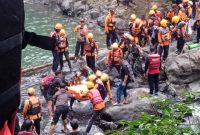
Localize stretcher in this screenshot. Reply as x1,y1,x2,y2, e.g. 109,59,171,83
67,84,89,101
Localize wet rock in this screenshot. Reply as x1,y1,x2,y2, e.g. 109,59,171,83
166,48,200,84
103,88,167,121
61,0,72,10
90,10,100,19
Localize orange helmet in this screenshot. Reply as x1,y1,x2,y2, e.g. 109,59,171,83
135,18,141,25
54,23,63,30
152,5,158,10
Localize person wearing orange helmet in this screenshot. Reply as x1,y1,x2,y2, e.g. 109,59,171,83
151,4,162,21
49,23,63,72
131,18,142,45
129,14,137,35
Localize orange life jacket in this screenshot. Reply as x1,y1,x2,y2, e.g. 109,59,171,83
84,41,98,56
90,88,104,106
105,14,116,32
107,49,123,65
158,27,171,46
58,37,67,52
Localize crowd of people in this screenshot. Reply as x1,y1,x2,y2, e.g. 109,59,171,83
18,0,200,134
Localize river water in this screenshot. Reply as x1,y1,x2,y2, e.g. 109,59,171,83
19,1,104,134
23,1,105,69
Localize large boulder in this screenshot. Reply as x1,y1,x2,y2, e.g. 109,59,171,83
165,48,200,84
102,88,166,121
115,18,128,31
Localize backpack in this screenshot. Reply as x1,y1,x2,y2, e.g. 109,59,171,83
41,75,55,88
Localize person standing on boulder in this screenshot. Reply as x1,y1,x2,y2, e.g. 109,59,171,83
158,19,171,62
145,47,161,96
74,18,88,61
48,83,69,135
193,19,200,43
176,21,186,54
105,10,118,48
23,88,41,135
84,33,99,72
114,59,134,105
49,23,63,72
58,29,72,71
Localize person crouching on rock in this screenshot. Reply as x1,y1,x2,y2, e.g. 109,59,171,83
23,88,41,135
105,42,123,74
96,70,115,105
144,47,161,96
49,83,69,135
84,33,99,72
114,59,134,105
84,81,105,134
58,29,72,72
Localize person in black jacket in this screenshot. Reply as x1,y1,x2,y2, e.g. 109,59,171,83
0,1,56,134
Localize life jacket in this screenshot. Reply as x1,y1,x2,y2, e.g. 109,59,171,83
155,11,162,20
148,54,161,74
41,75,55,88
108,49,123,65
159,27,171,45
79,26,87,37
132,23,142,37
27,97,41,118
90,88,103,106
105,14,116,31
18,131,37,135
58,37,67,52
121,60,135,81
178,10,187,21
166,11,175,20
177,22,186,38
85,41,97,56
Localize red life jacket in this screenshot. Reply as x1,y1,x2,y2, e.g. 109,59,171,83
90,88,103,106
18,131,38,135
41,75,54,88
85,41,97,56
148,54,161,74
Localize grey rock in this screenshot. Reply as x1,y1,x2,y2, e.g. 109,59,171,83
103,88,166,121
97,16,105,28
115,18,128,31
165,48,200,84
90,10,100,19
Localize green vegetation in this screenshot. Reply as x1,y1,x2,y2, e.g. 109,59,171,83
107,93,200,135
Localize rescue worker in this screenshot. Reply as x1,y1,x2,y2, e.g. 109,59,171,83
171,16,180,41
67,119,86,135
187,1,193,18
145,47,161,96
166,8,175,23
23,88,41,135
88,74,107,100
178,8,188,21
98,72,115,105
158,19,171,61
114,59,134,105
105,10,118,48
118,32,134,54
197,4,200,20
105,43,123,73
58,29,72,71
18,120,38,135
151,4,162,21
132,18,142,45
192,0,197,19
84,81,105,133
176,21,186,54
47,71,64,119
193,19,200,43
74,19,88,61
129,14,137,35
84,33,99,72
140,15,149,46
49,83,69,135
49,23,63,72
